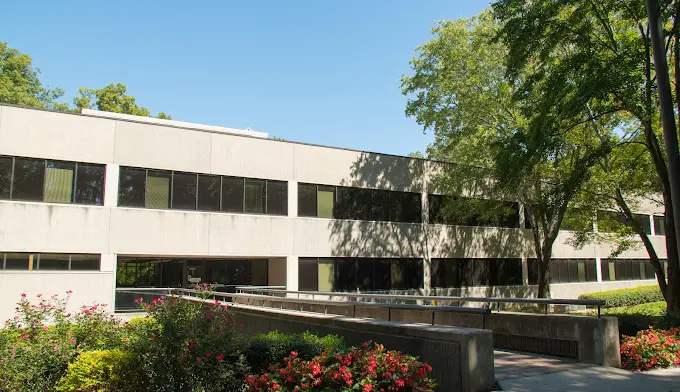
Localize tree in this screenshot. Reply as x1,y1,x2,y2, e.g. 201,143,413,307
74,83,171,119
492,0,680,310
401,11,616,297
0,41,68,110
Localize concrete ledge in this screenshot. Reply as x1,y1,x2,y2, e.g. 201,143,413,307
230,304,495,392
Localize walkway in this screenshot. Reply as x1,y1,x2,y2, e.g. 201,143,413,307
494,350,680,392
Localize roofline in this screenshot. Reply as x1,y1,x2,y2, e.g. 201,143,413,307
0,102,442,164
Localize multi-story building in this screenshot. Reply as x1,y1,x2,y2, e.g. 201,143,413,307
0,103,668,321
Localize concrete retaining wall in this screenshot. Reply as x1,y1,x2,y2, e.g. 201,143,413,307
230,304,495,392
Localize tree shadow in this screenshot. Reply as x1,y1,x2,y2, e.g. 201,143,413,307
328,152,536,300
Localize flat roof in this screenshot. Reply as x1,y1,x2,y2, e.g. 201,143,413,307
0,103,437,164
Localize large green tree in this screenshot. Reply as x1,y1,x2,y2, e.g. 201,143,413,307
401,11,616,297
0,42,68,110
493,0,680,310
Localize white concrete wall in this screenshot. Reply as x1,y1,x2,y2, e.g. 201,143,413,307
0,104,671,314
0,272,115,325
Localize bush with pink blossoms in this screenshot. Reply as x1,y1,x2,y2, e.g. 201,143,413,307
620,327,680,371
244,341,437,392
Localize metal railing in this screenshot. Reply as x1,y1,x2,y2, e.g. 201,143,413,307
234,286,606,318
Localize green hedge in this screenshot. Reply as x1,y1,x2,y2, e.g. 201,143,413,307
243,331,345,372
578,285,664,308
55,349,143,392
595,301,680,336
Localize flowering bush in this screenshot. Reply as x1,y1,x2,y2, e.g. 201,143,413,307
244,341,436,391
0,293,124,392
130,295,247,392
620,327,680,371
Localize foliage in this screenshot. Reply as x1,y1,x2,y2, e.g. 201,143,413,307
243,330,345,372
130,295,247,392
0,293,124,392
244,341,436,392
73,83,170,119
594,301,679,337
55,349,141,392
620,327,680,371
579,286,665,308
401,9,616,298
0,41,68,110
491,0,680,310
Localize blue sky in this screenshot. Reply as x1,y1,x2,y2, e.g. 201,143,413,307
2,1,490,156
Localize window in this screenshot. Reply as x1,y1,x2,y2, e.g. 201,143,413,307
371,190,390,221
43,161,75,203
654,215,665,236
335,187,355,220
428,194,444,224
118,167,146,207
222,177,244,213
335,259,357,291
12,157,44,201
318,258,335,291
298,183,317,217
389,192,422,223
550,259,597,283
197,175,220,211
0,156,12,199
299,258,319,291
70,254,101,270
146,170,171,209
75,163,105,205
357,259,375,291
601,259,653,281
38,253,70,270
172,172,197,210
244,179,266,213
317,186,335,218
0,253,100,271
266,180,287,215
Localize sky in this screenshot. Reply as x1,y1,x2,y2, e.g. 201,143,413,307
2,0,490,156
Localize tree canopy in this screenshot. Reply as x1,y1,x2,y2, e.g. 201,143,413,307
0,41,169,119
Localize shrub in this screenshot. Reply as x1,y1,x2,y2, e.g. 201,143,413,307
55,349,142,392
579,285,664,308
131,295,247,392
244,341,437,391
620,327,680,371
243,331,345,372
584,301,680,336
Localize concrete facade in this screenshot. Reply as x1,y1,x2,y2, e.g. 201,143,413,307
0,104,669,322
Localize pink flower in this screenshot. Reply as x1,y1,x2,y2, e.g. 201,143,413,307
20,293,26,298
36,294,42,298
69,339,76,344
216,353,225,362
53,346,60,351
43,326,49,332
66,290,72,295
21,334,29,339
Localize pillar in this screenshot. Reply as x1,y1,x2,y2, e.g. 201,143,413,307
596,257,603,282
521,257,529,285
421,162,432,294
288,180,298,218
650,215,656,236
104,164,119,207
286,255,299,292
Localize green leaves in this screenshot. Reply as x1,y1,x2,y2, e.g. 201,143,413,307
74,83,170,119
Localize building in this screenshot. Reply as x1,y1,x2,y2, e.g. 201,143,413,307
0,103,668,321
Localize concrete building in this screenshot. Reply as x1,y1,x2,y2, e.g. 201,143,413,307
0,103,668,321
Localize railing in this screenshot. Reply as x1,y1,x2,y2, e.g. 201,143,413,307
234,286,606,318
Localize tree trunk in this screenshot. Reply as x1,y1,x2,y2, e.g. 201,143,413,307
615,189,668,297
663,199,680,311
537,243,553,298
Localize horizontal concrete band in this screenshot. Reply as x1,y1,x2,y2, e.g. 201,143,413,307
235,297,620,367
229,303,495,392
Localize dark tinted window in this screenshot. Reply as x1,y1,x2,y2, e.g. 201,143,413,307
171,172,197,210
335,259,357,291
244,179,266,213
390,192,422,223
221,177,244,212
634,214,652,235
38,254,69,270
371,190,390,221
355,188,372,220
357,259,375,290
298,258,319,291
197,175,220,211
528,258,539,285
12,157,44,201
335,187,355,220
266,180,288,215
298,183,317,217
118,167,146,207
428,194,443,224
70,254,101,271
75,163,105,205
5,253,30,270
654,215,665,236
373,259,392,290
0,156,11,199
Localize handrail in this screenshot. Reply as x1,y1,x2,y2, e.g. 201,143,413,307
234,286,605,317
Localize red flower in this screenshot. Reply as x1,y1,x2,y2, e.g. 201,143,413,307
363,384,374,392
216,353,225,362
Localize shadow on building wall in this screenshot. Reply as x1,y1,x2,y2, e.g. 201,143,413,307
328,152,536,298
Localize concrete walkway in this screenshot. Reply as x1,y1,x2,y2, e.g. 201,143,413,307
494,350,680,392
